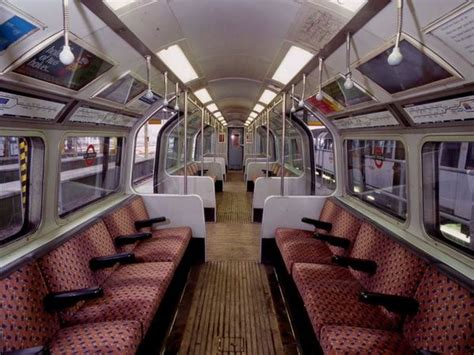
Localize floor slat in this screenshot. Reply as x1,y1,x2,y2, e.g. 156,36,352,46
178,261,284,355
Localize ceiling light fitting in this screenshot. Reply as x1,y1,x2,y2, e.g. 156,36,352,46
316,57,324,101
344,32,354,90
299,74,306,108
388,0,404,66
291,84,296,113
144,55,154,100
59,0,75,65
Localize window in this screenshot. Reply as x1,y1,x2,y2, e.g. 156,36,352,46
347,139,407,220
0,136,43,245
313,129,336,194
59,136,123,216
133,121,162,193
422,141,473,255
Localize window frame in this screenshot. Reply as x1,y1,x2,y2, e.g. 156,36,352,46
0,132,45,247
344,136,409,224
421,137,474,257
57,133,125,219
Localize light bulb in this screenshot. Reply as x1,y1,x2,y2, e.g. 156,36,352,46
388,46,403,66
144,89,154,100
298,99,304,108
163,98,169,106
316,91,323,101
59,45,75,65
344,76,354,90
174,104,179,111
290,106,296,113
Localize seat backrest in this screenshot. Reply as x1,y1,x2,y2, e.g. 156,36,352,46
38,220,117,322
324,203,362,256
349,223,428,297
403,266,473,354
103,201,139,252
128,196,151,233
1,262,60,353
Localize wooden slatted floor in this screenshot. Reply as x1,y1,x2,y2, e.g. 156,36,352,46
178,261,284,355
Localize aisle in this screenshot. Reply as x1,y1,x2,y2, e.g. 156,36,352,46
178,261,284,355
206,171,260,261
163,171,297,354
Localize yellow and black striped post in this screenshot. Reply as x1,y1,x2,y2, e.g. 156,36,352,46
19,139,28,209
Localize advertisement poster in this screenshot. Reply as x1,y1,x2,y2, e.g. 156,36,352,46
97,73,147,104
14,36,113,90
0,5,38,53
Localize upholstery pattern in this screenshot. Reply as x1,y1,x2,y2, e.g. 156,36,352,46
128,197,152,232
325,208,362,256
292,263,358,299
304,283,400,338
134,235,190,266
348,223,428,298
66,262,174,332
151,226,192,240
50,321,141,355
1,263,60,353
403,266,474,354
280,239,333,273
320,326,411,355
275,228,313,250
103,204,138,252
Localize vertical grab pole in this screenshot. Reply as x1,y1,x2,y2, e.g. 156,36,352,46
184,91,188,195
280,92,286,196
266,109,270,178
201,108,205,176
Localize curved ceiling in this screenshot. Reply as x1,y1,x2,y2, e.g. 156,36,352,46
117,0,359,121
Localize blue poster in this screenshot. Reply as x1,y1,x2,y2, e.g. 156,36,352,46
0,7,37,52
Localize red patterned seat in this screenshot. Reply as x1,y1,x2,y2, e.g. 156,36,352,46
103,196,191,267
320,326,410,355
65,262,173,331
295,222,429,338
280,239,334,273
38,220,173,332
320,266,473,354
275,199,362,273
292,263,356,299
1,262,141,355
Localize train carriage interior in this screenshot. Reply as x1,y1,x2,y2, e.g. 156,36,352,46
0,0,473,354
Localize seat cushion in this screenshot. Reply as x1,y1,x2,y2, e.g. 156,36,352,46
280,239,333,273
304,283,400,338
292,263,358,300
320,326,411,355
134,235,190,267
275,228,313,250
66,262,174,332
151,226,192,240
50,321,141,355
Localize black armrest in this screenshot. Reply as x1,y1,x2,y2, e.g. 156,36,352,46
89,253,136,271
261,169,275,177
301,217,332,232
114,232,152,246
5,346,46,355
44,287,103,311
359,291,419,315
135,216,166,230
332,255,377,274
314,233,351,249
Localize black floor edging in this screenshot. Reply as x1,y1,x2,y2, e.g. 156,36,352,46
265,239,323,355
137,238,204,354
